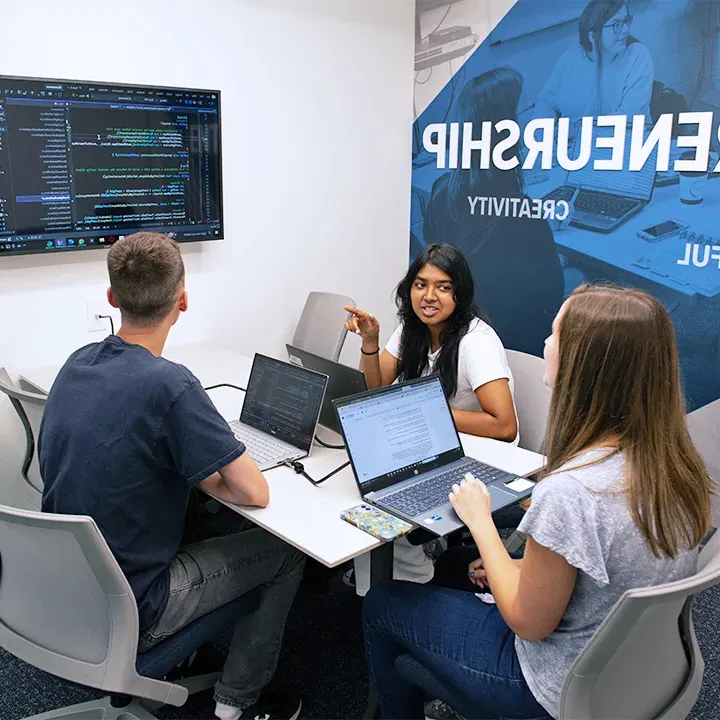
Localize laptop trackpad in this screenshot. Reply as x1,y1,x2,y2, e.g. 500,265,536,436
488,485,518,509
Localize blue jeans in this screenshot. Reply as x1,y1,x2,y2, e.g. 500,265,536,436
138,520,305,708
363,576,550,719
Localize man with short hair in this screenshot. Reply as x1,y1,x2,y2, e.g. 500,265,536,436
40,232,304,720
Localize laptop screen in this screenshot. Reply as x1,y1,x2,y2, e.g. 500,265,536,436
335,376,463,492
567,122,657,201
286,344,367,434
240,354,328,452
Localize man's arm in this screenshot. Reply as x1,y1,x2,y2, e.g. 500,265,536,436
196,452,269,507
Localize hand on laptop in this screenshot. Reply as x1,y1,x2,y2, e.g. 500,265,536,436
448,472,492,531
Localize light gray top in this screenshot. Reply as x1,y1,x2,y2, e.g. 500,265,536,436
515,449,698,718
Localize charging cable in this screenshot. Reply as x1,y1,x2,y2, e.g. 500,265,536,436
282,459,350,486
204,383,247,393
97,314,115,335
314,435,345,450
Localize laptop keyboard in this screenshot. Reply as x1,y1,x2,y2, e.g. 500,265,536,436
230,423,297,466
545,187,638,219
381,460,511,517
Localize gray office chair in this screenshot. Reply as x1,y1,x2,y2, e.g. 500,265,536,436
396,531,720,719
292,291,355,362
687,400,720,529
558,529,720,719
502,351,551,552
505,350,551,455
0,503,249,720
0,368,47,510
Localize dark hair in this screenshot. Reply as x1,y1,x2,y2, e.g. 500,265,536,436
579,0,627,54
578,1,636,111
395,244,479,399
449,67,525,211
107,232,185,326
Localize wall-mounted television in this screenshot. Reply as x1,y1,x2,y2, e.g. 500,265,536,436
0,75,223,257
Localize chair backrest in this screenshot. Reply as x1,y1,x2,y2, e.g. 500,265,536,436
505,350,551,454
0,369,47,504
687,400,720,528
559,532,720,719
0,504,184,705
292,292,355,362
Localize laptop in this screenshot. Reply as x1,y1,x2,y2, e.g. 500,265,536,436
286,344,367,434
542,122,658,233
333,375,535,536
229,354,328,471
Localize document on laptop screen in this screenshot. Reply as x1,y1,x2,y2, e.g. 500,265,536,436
337,379,460,488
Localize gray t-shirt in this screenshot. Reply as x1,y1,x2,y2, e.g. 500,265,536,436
515,449,698,718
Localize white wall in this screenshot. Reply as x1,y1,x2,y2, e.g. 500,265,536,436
0,0,415,368
0,0,416,483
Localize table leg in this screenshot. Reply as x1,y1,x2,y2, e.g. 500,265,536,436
363,542,394,720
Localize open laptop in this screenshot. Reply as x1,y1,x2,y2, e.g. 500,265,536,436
286,344,367,435
543,122,658,233
333,375,535,536
229,354,328,471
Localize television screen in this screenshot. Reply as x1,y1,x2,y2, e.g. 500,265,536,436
0,75,223,257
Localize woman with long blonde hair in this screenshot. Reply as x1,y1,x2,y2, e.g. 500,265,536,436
363,284,713,720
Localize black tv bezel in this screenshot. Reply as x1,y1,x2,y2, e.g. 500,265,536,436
0,73,224,258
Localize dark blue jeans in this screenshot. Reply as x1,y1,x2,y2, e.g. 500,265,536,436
363,551,551,719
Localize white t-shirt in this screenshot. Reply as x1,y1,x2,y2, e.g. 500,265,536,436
385,317,519,445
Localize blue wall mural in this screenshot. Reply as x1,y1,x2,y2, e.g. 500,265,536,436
412,0,720,411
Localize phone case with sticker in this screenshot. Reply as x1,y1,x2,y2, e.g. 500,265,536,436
341,504,413,542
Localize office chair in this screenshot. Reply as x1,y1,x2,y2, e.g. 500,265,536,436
395,531,720,719
0,368,47,510
0,503,252,720
505,350,551,456
292,291,355,362
496,351,551,552
686,400,720,529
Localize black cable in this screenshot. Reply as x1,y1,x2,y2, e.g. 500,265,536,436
98,314,115,334
414,67,433,85
421,5,453,42
314,434,345,450
204,383,247,393
282,459,350,486
441,56,468,125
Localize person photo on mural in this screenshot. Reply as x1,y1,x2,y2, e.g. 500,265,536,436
422,66,566,358
534,0,654,122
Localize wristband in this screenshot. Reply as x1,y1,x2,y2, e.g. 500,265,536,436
361,346,380,355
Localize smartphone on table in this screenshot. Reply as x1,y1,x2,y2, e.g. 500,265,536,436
637,219,688,243
341,504,413,542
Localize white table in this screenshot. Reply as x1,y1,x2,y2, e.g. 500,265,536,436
24,343,546,569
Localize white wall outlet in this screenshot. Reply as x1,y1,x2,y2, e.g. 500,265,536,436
86,299,113,333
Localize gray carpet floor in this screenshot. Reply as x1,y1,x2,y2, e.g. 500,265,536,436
2,506,719,720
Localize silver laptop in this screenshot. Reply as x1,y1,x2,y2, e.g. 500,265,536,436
230,354,328,471
543,122,658,233
333,375,535,536
286,343,367,435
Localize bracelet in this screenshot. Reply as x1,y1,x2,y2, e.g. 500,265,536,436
361,346,380,355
